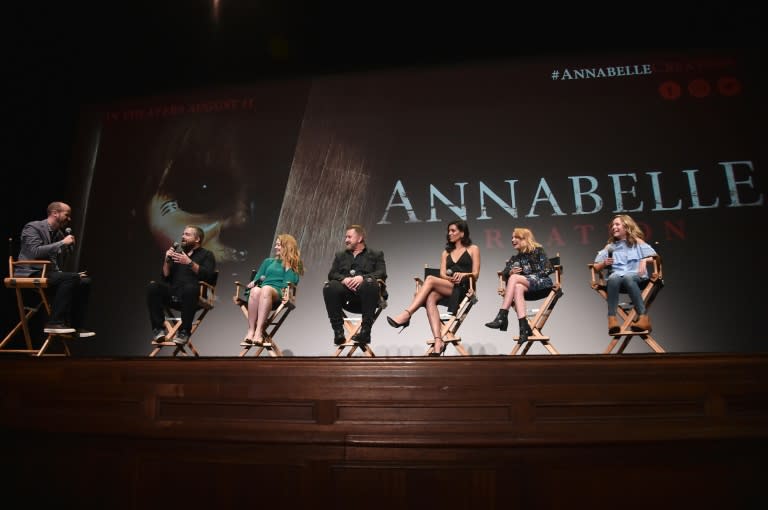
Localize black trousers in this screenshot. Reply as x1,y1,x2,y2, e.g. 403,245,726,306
46,271,92,328
146,281,199,334
323,279,380,327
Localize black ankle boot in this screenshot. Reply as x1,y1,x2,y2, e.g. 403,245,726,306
485,309,509,331
518,318,532,344
351,324,371,344
331,320,346,345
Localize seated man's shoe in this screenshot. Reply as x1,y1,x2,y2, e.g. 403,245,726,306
74,328,96,338
607,316,620,334
631,314,652,332
333,328,346,345
174,331,190,346
350,325,371,344
152,328,166,342
43,322,76,334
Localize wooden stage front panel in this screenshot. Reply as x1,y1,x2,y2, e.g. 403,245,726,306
1,354,766,509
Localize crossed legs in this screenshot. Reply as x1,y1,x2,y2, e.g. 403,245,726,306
501,274,530,320
389,275,453,352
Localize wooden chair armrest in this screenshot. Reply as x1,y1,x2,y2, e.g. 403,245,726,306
552,265,563,289
465,274,476,294
199,280,216,307
496,271,505,296
587,263,605,289
10,259,52,278
232,280,245,304
283,282,298,304
648,255,662,281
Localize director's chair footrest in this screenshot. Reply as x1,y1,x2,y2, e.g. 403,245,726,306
334,341,375,357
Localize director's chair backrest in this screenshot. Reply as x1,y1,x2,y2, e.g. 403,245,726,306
2,256,72,356
588,254,665,353
416,267,477,356
496,255,564,355
233,271,297,357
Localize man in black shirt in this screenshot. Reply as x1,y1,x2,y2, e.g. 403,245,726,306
146,225,216,345
323,224,387,345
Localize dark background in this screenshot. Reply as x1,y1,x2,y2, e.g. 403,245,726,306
3,2,763,338
5,3,762,220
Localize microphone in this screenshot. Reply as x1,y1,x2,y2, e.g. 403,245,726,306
166,241,181,263
605,245,614,275
63,227,74,252
446,269,453,276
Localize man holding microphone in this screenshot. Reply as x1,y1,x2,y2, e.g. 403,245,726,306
16,201,94,337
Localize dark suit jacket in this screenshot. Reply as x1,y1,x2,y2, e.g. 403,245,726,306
15,219,68,276
327,247,387,283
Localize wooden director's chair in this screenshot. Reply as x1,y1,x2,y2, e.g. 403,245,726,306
494,255,564,355
333,279,387,358
149,271,218,357
2,257,75,356
416,267,477,356
588,255,665,354
233,276,297,357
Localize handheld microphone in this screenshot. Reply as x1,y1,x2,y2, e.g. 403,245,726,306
605,245,614,275
62,227,74,252
349,269,357,276
166,241,181,263
446,269,453,276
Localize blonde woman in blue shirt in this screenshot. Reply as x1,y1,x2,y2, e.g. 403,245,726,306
243,234,303,345
593,214,657,334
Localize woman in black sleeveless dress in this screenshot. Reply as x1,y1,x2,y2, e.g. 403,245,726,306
387,220,481,355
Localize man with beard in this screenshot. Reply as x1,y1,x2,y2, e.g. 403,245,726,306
146,225,216,345
16,201,94,337
322,224,387,345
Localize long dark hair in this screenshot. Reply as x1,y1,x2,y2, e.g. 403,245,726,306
445,220,472,252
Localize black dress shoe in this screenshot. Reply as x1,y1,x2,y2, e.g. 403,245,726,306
333,328,346,345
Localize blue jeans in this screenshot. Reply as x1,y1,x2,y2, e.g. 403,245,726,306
606,273,647,317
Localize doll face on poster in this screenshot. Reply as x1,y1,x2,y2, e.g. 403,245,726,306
146,125,251,264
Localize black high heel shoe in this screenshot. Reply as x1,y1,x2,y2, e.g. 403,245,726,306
429,338,446,356
386,310,411,333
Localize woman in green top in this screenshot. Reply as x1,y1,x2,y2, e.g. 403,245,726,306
244,234,303,345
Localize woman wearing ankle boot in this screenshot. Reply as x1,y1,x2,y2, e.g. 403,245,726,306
485,228,553,344
594,214,658,334
387,220,480,355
